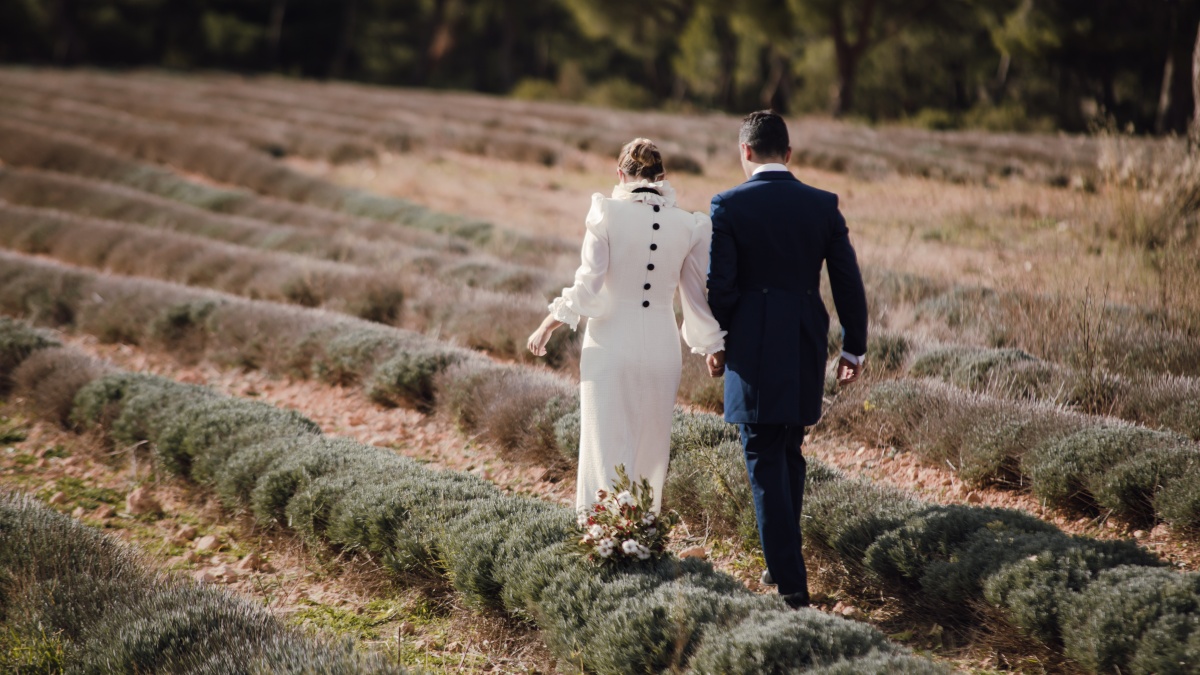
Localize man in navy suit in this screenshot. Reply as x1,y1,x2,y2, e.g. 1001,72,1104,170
705,110,868,609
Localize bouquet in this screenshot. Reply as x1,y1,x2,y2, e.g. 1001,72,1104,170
575,465,678,565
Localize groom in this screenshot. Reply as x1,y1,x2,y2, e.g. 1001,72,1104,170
705,110,868,609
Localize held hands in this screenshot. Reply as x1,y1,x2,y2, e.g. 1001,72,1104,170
837,356,863,387
706,351,726,378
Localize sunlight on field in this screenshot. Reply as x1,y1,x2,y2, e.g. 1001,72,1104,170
1,69,1198,674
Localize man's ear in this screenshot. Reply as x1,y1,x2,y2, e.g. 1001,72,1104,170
740,143,753,162
783,147,792,164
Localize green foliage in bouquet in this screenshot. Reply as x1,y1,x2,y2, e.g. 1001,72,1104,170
575,465,679,565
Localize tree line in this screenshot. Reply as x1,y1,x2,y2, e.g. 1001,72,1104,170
1,0,1194,134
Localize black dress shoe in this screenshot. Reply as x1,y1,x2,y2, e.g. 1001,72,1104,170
783,592,810,610
760,570,775,586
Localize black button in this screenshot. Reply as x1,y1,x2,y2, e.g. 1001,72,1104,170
652,223,660,230
647,264,655,271
762,288,769,293
650,244,658,251
642,301,650,307
653,205,660,212
644,283,651,290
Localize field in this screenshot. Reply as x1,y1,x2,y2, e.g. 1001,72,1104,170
0,67,1198,674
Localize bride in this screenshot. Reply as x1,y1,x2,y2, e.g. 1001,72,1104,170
527,138,726,515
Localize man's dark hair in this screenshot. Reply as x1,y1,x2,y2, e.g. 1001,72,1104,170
739,110,789,159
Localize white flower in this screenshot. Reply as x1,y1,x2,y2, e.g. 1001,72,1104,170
622,539,640,555
597,539,615,557
647,527,657,537
641,513,656,526
616,491,636,507
589,524,605,538
636,543,651,560
577,513,588,527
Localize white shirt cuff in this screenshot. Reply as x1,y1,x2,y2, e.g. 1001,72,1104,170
840,351,865,366
548,297,581,331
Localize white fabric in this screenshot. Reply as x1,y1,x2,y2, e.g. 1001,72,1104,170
553,186,726,514
752,163,790,175
841,351,865,366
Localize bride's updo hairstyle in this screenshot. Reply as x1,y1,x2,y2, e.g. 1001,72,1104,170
618,138,665,181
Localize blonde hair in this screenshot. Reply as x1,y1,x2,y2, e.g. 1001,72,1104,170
618,138,665,181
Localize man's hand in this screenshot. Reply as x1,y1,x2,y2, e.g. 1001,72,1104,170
836,356,862,387
706,351,726,378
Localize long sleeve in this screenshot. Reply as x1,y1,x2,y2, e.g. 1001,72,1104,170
706,193,739,330
549,193,609,331
826,200,869,357
680,213,727,355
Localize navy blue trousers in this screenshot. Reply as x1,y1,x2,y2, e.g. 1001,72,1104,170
740,423,808,598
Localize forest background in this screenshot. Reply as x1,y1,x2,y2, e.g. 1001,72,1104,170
2,0,1196,135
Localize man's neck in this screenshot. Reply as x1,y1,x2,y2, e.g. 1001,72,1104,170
750,161,790,176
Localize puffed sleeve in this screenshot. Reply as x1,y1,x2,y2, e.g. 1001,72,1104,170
548,193,609,331
679,212,727,354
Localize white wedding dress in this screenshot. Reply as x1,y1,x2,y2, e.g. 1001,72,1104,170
550,181,726,513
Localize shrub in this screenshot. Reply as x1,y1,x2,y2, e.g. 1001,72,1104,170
435,360,575,460
553,408,582,461
956,405,1086,486
42,345,936,673
663,441,758,542
669,410,739,456
0,494,405,674
367,347,469,410
803,479,921,564
1023,426,1185,512
1093,443,1200,526
687,608,898,674
1155,467,1200,530
865,330,912,373
862,504,1059,592
0,316,59,391
13,347,108,426
983,538,1162,644
1060,566,1200,674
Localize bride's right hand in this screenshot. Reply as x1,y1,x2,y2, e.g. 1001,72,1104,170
527,326,552,357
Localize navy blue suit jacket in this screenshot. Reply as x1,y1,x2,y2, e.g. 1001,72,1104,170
708,171,868,426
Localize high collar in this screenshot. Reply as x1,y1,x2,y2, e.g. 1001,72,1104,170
752,163,789,175
746,169,800,184
612,179,677,207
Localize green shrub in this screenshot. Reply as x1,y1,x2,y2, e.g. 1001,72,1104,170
553,408,581,461
1156,466,1200,529
669,410,739,456
866,330,912,373
687,608,898,674
0,316,59,392
806,651,950,674
803,480,921,564
13,347,107,426
957,405,1085,486
663,441,758,542
862,505,1058,591
983,538,1162,644
1093,443,1200,525
1023,426,1185,512
368,348,467,410
1060,566,1200,674
53,353,937,673
0,494,405,674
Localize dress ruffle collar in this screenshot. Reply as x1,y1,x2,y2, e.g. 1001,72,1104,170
611,179,677,208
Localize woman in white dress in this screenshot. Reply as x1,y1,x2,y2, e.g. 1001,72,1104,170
527,138,726,514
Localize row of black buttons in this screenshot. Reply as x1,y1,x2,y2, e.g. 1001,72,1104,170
644,210,660,307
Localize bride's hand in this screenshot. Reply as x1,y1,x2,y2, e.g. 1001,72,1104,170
527,325,553,357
